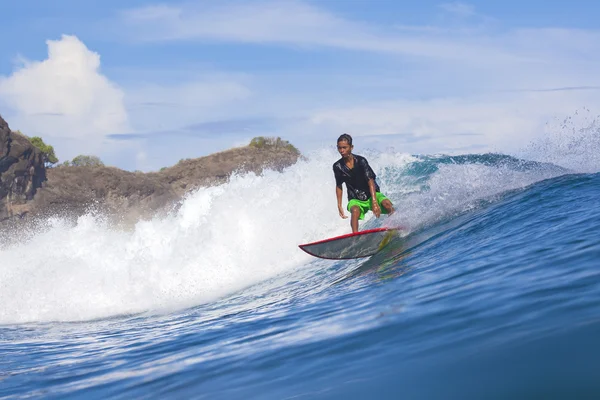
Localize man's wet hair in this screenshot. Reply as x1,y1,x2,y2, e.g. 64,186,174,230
337,133,353,145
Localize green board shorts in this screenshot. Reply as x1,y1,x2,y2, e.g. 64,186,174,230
347,192,391,220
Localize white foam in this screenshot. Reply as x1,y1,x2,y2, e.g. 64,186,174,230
389,160,563,232
0,149,361,324
0,147,563,324
521,110,600,174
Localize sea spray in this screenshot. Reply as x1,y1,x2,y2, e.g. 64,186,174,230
0,150,348,324
0,148,569,324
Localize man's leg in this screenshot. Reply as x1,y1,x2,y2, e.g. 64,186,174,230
381,199,395,215
350,205,361,233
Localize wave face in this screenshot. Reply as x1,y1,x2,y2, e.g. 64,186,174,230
1,137,599,398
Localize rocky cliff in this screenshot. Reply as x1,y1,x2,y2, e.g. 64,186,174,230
0,114,301,227
0,116,47,222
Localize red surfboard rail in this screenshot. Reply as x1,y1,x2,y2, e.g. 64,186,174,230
299,227,398,260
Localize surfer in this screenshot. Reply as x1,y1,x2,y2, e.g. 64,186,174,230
333,133,394,233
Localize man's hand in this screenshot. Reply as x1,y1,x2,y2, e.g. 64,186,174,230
339,207,348,219
372,199,381,217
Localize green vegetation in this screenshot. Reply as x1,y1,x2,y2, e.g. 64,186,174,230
58,155,105,167
249,136,300,154
70,155,105,167
14,129,109,168
16,132,59,166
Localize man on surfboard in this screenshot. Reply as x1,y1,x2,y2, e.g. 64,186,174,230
333,134,394,233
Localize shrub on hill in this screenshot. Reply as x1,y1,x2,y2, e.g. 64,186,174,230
61,155,105,167
249,136,300,154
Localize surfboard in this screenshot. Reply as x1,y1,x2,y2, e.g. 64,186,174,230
298,228,397,260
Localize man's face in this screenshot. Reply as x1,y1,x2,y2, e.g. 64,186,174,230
337,141,352,158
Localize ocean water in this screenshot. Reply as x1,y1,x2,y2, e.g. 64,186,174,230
1,130,600,399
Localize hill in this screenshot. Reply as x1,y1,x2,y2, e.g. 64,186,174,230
0,114,301,227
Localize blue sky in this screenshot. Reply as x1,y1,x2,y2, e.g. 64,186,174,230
1,0,599,171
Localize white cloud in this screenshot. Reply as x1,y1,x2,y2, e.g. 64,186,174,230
125,78,251,132
118,1,523,65
0,34,252,166
36,1,598,168
120,1,349,43
0,35,129,140
307,89,600,154
439,2,476,18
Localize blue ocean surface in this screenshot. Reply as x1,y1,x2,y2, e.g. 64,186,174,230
1,134,599,398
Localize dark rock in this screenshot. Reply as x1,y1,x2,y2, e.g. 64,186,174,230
0,112,301,228
0,115,46,222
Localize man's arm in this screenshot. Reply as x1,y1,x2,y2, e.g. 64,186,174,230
368,179,381,217
359,157,382,218
336,185,347,219
333,164,348,219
